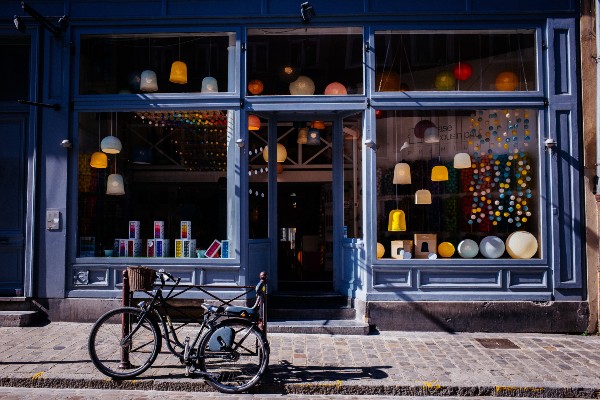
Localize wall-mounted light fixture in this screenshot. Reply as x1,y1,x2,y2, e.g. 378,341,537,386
300,2,315,24
544,138,557,152
15,2,69,37
364,138,377,151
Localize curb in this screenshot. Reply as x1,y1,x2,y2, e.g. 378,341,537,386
1,377,599,398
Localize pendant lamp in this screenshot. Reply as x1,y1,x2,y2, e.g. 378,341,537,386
311,120,325,129
201,77,218,93
393,162,411,184
423,126,439,143
388,209,406,231
262,143,287,163
289,75,315,95
106,173,125,195
415,189,432,204
140,70,158,92
90,151,108,168
297,127,308,144
101,113,122,154
453,153,472,169
90,115,107,168
169,61,187,84
306,128,320,145
169,39,187,84
431,165,449,181
248,115,261,131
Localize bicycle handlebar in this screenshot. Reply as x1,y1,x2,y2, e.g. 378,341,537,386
157,269,179,285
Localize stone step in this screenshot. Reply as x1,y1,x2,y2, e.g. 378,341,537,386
268,307,356,321
0,311,40,327
267,319,370,335
268,292,350,309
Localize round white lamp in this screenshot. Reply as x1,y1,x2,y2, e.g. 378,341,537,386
479,236,505,259
458,239,479,258
506,231,538,259
262,143,287,163
289,75,315,95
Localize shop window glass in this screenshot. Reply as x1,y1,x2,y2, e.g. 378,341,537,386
77,110,234,259
79,33,234,95
0,36,29,101
247,28,363,96
343,113,363,239
376,109,539,260
374,30,536,92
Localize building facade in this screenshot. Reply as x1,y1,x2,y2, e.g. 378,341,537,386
0,0,593,331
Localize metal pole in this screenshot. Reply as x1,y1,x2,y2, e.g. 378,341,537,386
119,269,131,369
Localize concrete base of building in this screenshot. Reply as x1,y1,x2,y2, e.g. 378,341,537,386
365,300,590,333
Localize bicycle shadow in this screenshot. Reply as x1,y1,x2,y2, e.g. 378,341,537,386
264,360,391,383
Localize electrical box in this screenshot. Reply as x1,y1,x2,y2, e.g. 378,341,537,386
46,209,61,230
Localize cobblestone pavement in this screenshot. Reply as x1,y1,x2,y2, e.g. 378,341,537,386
0,388,589,399
1,323,600,397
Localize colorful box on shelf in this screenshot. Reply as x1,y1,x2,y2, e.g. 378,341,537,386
414,234,437,259
154,221,164,239
175,239,197,258
390,240,412,259
180,221,192,239
79,236,95,257
221,240,229,258
129,221,140,239
147,239,170,257
205,240,221,258
116,239,142,257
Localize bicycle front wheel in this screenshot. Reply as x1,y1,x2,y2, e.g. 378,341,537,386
198,319,269,393
88,307,161,379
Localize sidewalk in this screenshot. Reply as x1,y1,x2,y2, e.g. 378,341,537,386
1,322,600,398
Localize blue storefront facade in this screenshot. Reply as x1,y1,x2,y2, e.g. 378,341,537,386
0,0,591,331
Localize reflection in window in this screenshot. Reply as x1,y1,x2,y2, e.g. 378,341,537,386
247,28,363,95
0,36,30,101
374,30,536,92
79,34,234,95
77,111,233,259
376,109,539,260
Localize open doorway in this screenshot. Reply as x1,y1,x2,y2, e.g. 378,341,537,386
277,182,333,291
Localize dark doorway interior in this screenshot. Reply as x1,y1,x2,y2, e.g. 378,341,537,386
277,182,333,291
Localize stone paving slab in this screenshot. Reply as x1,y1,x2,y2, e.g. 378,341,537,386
1,323,600,397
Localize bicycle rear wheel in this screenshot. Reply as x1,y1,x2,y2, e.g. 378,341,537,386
88,307,161,379
198,319,269,393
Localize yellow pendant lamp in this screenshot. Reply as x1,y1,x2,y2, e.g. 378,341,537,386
90,151,108,168
169,39,187,84
248,115,261,131
431,165,449,181
388,209,406,231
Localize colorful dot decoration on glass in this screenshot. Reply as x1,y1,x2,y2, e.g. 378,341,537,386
134,111,228,172
466,110,533,230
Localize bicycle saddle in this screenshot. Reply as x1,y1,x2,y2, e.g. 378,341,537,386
223,306,257,318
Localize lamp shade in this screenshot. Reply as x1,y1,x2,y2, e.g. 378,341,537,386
479,235,505,259
201,77,218,93
506,231,538,259
457,239,479,258
278,65,300,82
297,127,308,144
289,75,315,95
393,162,411,184
262,143,287,163
324,82,347,95
248,79,264,95
376,242,385,259
311,120,326,129
388,210,406,231
414,120,436,139
495,71,519,91
438,242,455,258
169,61,187,84
415,189,432,204
101,136,122,154
431,165,449,181
453,152,472,169
306,128,320,145
423,126,440,143
434,71,456,90
248,115,261,130
90,151,108,168
140,70,158,92
106,174,125,195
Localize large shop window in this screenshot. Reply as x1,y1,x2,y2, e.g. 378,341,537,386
247,27,363,96
0,36,30,101
374,30,536,92
77,110,234,259
376,110,539,260
79,33,235,95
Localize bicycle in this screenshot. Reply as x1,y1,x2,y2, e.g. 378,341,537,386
88,267,269,394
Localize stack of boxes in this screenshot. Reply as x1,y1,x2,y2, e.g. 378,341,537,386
147,221,170,257
113,221,143,257
175,221,196,258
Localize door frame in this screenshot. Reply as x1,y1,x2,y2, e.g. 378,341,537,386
256,112,349,293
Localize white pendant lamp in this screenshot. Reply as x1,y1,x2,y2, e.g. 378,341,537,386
140,70,158,92
415,189,432,204
392,162,411,184
454,153,472,169
306,128,320,145
297,127,308,144
101,113,122,154
201,77,218,93
423,126,439,143
106,173,125,195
